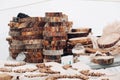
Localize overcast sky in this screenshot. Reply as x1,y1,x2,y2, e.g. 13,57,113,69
0,0,120,60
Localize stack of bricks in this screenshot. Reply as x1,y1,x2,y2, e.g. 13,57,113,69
7,12,73,63
43,12,73,62
7,13,46,63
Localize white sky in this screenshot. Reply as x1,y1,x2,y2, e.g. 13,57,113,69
0,0,120,60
